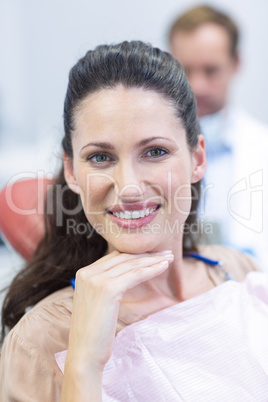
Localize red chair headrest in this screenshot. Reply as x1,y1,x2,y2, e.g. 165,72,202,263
0,178,54,260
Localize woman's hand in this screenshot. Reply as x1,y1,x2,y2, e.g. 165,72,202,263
61,250,173,401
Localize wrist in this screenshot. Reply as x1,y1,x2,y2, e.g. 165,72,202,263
61,358,103,402
65,353,104,380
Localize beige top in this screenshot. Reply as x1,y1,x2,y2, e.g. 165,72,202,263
0,246,260,402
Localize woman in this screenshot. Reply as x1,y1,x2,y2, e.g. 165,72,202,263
1,41,267,401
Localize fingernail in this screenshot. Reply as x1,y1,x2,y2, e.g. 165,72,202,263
160,260,169,267
155,250,172,255
165,254,174,261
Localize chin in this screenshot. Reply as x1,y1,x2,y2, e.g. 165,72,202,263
110,234,162,255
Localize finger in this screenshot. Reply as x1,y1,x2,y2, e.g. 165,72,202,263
104,260,171,297
97,254,174,279
75,253,173,297
79,250,173,277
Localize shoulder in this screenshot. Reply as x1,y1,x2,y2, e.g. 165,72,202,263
197,244,261,282
0,287,73,401
2,286,73,361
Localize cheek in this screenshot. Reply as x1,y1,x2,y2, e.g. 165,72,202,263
214,71,230,90
157,162,193,219
76,171,115,215
172,181,192,220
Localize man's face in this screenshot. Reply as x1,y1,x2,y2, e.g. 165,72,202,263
170,23,239,117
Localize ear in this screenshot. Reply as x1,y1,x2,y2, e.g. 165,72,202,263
63,152,80,194
191,135,207,184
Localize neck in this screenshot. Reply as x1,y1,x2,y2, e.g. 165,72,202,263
120,240,190,304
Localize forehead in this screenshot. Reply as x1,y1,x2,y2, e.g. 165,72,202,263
171,23,232,65
73,86,185,141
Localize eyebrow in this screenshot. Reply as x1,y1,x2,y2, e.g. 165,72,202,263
81,136,174,152
81,142,114,151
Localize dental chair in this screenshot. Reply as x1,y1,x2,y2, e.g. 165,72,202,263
0,178,53,259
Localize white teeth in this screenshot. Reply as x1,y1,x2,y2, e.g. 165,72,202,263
124,211,132,219
111,207,157,220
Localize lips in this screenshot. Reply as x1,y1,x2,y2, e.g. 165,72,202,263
109,207,158,220
108,203,160,218
107,203,161,228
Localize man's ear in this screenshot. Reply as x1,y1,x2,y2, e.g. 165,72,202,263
63,152,80,194
191,135,207,184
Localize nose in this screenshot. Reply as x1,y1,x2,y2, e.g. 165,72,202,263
114,160,145,201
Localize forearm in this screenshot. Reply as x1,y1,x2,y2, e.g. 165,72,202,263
61,359,103,402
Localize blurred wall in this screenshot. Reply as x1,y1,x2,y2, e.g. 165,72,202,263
0,0,268,175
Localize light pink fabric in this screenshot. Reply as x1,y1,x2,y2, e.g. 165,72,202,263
55,272,268,401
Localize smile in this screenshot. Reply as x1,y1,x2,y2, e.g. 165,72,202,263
110,207,157,220
107,203,161,228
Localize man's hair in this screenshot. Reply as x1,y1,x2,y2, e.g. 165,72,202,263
169,5,239,57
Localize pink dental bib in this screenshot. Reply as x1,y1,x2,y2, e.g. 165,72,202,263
56,272,268,401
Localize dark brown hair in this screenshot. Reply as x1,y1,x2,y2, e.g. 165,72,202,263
169,5,239,57
1,41,201,342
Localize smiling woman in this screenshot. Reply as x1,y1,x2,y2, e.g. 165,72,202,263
64,86,204,253
0,41,267,401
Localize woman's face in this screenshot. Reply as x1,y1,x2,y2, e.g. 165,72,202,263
64,86,206,253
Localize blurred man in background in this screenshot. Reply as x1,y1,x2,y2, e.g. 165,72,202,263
169,5,268,267
170,5,239,119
